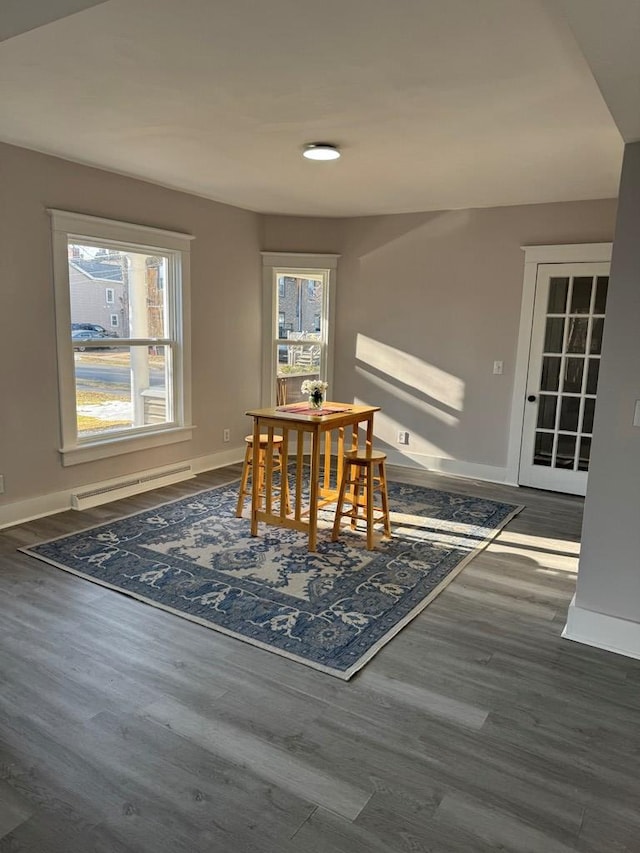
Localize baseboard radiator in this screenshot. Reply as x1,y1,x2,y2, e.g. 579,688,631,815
70,464,194,511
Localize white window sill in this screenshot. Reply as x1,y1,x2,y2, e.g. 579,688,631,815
60,425,195,467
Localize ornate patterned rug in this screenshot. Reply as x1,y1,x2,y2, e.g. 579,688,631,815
21,480,522,680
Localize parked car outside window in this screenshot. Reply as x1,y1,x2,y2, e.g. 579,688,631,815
71,322,119,338
71,329,118,351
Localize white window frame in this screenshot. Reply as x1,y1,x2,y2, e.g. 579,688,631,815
105,286,115,304
261,252,339,407
49,210,194,466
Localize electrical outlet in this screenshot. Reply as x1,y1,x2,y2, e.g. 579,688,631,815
0,474,4,494
223,428,230,442
397,431,409,445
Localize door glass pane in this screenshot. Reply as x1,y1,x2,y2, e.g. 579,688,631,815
559,396,580,432
586,359,600,395
563,358,584,393
590,317,604,354
537,395,557,430
594,277,608,314
544,318,565,353
582,397,595,434
534,432,553,466
555,434,576,469
567,318,588,353
547,277,569,313
570,277,593,314
540,357,561,391
578,437,591,472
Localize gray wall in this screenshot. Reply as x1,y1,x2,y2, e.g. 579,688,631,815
0,142,262,504
0,139,618,511
574,141,640,621
265,201,617,475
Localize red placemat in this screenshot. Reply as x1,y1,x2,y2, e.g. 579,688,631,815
276,404,352,415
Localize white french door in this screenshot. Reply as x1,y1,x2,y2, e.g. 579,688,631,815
518,262,609,495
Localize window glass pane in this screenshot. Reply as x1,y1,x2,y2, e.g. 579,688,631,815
578,437,591,472
540,357,561,392
559,396,580,432
547,278,569,313
567,318,588,353
276,275,324,336
586,359,600,395
69,243,168,338
590,317,604,354
563,357,584,393
74,345,170,439
582,398,595,434
543,318,564,353
570,277,593,314
594,277,608,314
555,434,576,469
536,395,557,430
533,432,553,467
276,342,322,404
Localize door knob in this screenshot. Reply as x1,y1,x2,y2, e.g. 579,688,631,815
527,394,537,402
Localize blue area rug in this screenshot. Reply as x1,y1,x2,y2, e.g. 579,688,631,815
21,480,522,679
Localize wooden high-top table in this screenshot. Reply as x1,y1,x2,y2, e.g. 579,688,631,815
244,402,380,551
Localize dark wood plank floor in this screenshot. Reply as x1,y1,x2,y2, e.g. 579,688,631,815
2,465,639,852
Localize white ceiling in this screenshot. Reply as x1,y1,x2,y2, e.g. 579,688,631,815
0,0,627,216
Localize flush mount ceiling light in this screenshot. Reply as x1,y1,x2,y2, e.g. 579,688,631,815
302,143,341,161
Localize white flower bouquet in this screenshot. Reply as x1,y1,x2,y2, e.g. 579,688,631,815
301,379,328,408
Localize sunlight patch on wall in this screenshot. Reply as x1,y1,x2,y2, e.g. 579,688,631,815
355,365,458,427
354,398,449,458
356,334,465,412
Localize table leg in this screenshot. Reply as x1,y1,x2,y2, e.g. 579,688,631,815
365,414,374,453
308,427,321,551
336,426,344,494
250,418,261,536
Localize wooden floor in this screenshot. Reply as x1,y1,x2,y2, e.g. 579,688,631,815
1,465,639,852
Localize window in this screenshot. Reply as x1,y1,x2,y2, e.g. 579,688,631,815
50,210,194,465
261,253,339,406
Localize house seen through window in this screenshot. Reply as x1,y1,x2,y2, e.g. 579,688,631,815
50,210,193,464
68,244,172,439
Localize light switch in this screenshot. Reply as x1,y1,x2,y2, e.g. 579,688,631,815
634,400,640,427
493,360,503,375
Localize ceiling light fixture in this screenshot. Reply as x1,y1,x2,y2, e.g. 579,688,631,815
302,143,341,161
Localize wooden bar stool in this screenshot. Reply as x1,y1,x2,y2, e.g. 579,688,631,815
331,449,391,549
236,434,290,517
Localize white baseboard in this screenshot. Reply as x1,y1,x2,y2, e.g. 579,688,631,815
190,446,245,475
0,445,512,531
386,452,511,486
562,594,640,661
0,447,245,530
